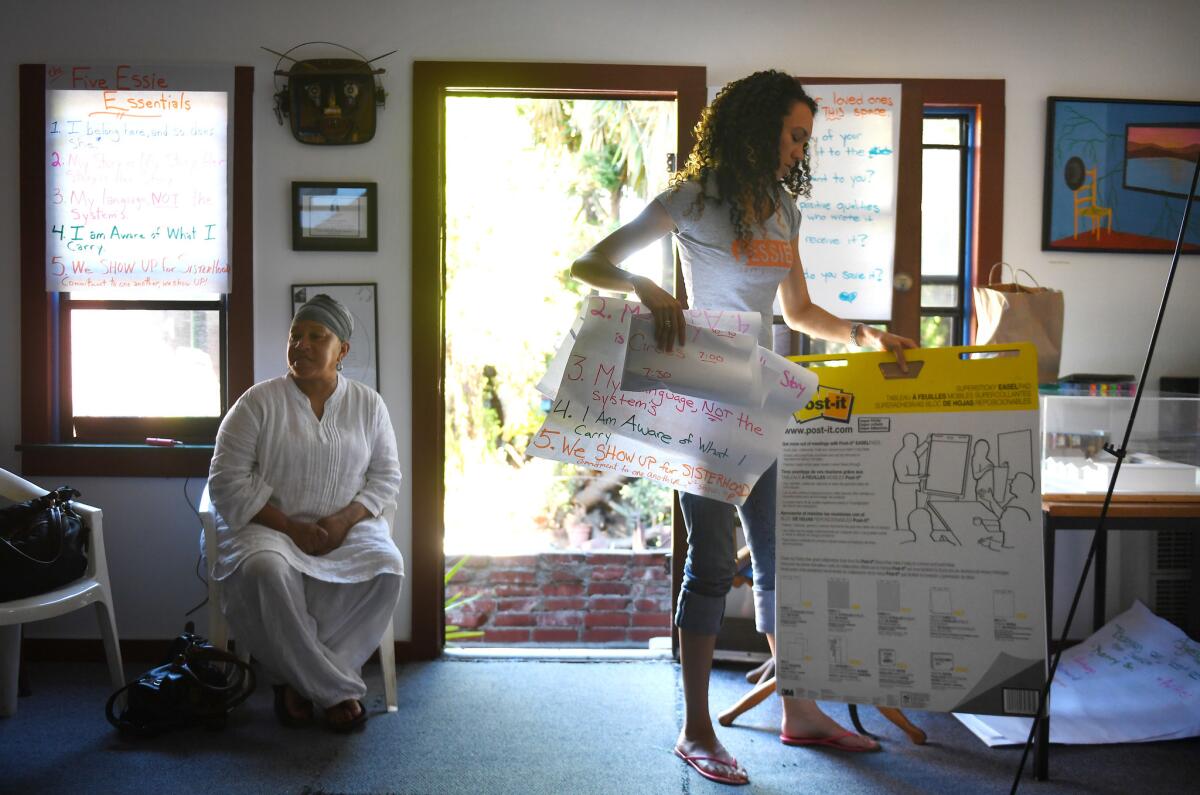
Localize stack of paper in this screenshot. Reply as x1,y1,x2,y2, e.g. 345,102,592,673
956,600,1200,745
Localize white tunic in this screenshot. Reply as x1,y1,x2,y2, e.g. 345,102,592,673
206,374,403,584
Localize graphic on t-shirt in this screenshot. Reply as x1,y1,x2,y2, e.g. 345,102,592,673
730,238,794,268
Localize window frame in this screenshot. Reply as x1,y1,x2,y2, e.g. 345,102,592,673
920,108,974,346
781,78,1004,356
18,64,255,477
60,296,228,442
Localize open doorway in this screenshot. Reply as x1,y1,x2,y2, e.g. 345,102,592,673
411,63,706,658
443,94,675,646
443,95,676,555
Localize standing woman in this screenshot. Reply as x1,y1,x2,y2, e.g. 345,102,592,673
572,71,916,785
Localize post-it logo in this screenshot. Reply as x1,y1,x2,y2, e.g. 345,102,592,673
793,385,854,424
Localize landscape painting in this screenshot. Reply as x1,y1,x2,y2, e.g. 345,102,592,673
1043,97,1200,254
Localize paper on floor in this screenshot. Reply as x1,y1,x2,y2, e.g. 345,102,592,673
955,600,1200,745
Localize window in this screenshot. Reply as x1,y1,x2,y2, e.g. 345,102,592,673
63,296,225,441
920,110,973,347
18,65,254,477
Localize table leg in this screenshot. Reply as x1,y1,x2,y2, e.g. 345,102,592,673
1036,511,1054,781
1093,525,1107,632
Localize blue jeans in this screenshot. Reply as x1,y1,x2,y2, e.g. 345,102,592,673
674,462,777,636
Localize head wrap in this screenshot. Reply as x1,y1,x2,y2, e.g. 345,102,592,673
292,293,354,342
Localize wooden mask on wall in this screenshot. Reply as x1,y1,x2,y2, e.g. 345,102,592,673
269,46,392,145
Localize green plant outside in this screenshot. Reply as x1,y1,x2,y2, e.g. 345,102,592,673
443,97,676,554
445,555,484,641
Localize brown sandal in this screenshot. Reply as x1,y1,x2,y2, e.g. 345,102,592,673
272,684,313,728
324,698,368,734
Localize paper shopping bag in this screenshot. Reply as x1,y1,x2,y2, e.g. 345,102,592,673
973,262,1064,384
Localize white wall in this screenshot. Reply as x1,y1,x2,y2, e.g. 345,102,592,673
2,0,1198,640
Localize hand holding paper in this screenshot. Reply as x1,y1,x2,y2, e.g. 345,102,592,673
527,297,816,505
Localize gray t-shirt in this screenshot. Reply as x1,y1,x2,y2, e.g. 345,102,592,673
655,179,801,347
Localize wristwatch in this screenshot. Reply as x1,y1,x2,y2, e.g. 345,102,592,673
849,322,865,348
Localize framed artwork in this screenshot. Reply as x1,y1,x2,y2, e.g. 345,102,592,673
1042,97,1200,254
291,283,379,390
292,181,378,251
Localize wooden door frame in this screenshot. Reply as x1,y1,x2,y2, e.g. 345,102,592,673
411,61,707,660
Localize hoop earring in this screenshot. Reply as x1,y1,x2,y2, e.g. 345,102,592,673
336,361,343,372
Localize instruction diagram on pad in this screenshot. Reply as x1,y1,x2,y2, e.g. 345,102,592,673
775,344,1046,715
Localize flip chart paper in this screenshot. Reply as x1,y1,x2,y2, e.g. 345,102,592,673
621,313,762,406
956,600,1200,745
527,297,816,505
44,64,231,293
775,344,1047,715
798,83,900,321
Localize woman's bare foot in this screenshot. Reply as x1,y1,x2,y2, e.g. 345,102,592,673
780,698,879,751
324,698,367,733
674,730,749,785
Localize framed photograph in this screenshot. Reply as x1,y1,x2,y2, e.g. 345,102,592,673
291,283,379,390
1042,97,1200,254
292,181,378,251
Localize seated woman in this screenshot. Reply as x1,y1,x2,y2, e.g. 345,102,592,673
206,294,403,732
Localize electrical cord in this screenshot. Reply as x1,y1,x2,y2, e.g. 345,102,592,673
181,476,210,619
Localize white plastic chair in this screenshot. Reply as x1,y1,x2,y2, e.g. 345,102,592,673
198,485,397,712
0,468,124,717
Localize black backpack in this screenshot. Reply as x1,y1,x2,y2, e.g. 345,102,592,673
106,624,256,736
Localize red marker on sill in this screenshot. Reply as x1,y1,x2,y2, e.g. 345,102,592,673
145,437,182,447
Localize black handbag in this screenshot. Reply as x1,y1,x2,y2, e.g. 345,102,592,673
106,623,256,736
0,486,89,602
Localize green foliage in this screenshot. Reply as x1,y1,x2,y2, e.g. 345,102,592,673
523,98,672,231
920,315,953,348
443,96,675,554
615,478,672,529
582,142,624,195
444,555,485,641
542,462,579,527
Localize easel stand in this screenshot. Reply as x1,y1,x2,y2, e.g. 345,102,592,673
1012,155,1200,793
719,657,928,745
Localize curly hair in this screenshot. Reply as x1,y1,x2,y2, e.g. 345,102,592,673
670,70,817,250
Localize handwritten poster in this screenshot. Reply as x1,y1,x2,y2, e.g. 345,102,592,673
776,345,1046,715
528,297,817,505
798,84,900,321
44,64,230,293
957,600,1200,745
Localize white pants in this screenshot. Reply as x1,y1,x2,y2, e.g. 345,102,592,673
221,550,402,709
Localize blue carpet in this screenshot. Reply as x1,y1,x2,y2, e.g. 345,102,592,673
1,657,1197,794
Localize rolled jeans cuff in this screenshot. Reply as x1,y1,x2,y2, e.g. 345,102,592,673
754,587,776,636
674,587,727,635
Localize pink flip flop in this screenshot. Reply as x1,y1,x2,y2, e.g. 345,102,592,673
674,748,749,785
780,729,880,752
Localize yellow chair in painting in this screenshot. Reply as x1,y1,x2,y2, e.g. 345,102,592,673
1072,167,1112,240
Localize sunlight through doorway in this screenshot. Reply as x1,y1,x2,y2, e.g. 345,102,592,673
443,95,677,647
444,95,677,557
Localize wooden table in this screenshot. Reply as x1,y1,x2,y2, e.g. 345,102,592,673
1042,492,1200,632
1035,491,1200,779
